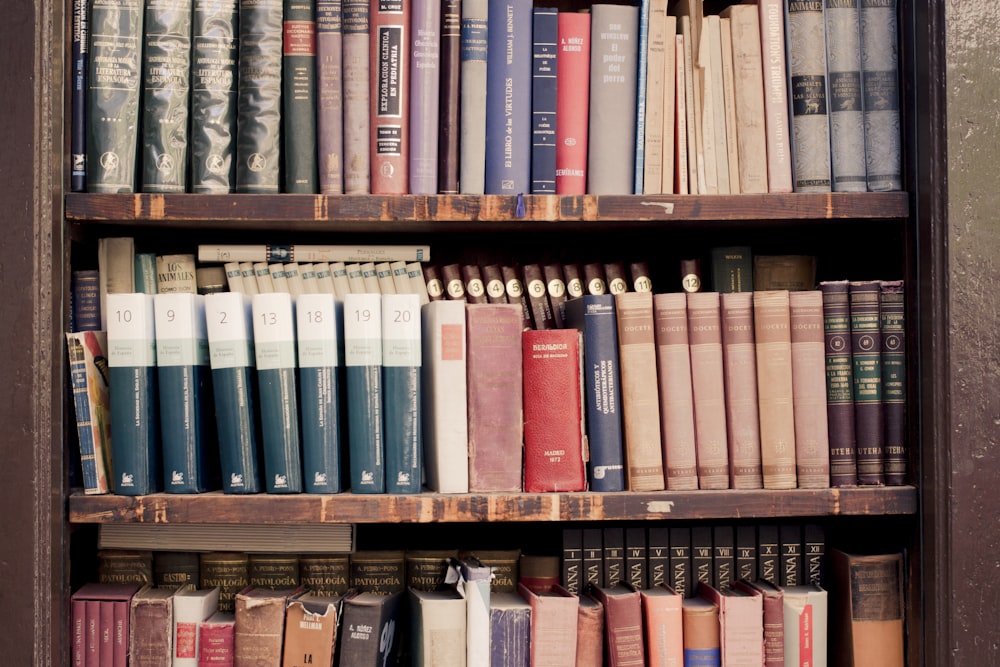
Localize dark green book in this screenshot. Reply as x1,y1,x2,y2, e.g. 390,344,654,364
87,0,144,192
282,0,318,192
98,549,154,585
141,0,192,192
344,293,385,493
381,294,422,494
153,551,200,588
249,553,301,588
299,554,350,595
190,0,239,192
710,246,753,293
237,0,284,192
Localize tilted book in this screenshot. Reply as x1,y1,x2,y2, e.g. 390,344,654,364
687,291,731,490
787,0,833,192
338,590,405,665
781,584,828,667
754,290,798,489
825,0,868,192
820,280,858,486
531,6,559,194
720,292,764,489
790,290,832,488
640,584,683,667
437,0,461,193
342,0,370,193
408,0,440,194
455,556,492,667
701,583,765,667
829,550,904,667
382,293,422,493
756,0,794,193
107,293,160,495
87,0,143,192
880,280,906,485
344,292,385,493
282,0,318,192
66,331,113,495
316,0,345,194
410,588,467,666
251,291,303,493
522,328,587,492
172,586,219,667
233,586,301,665
848,280,884,485
489,591,531,667
235,0,283,193
459,0,488,194
369,0,411,194
555,11,590,195
519,583,579,667
281,592,343,667
860,0,902,191
593,584,646,667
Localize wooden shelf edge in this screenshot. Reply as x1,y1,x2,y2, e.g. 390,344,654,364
68,486,918,524
65,192,909,225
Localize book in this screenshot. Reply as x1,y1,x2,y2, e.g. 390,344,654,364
502,264,535,330
629,261,652,294
560,528,583,595
754,290,798,490
298,554,350,595
199,243,431,265
198,610,235,665
282,0,318,193
342,0,370,193
668,527,692,600
561,295,626,493
519,583,578,667
700,14,725,195
520,554,560,594
632,0,651,194
437,0,461,193
790,290,832,487
602,526,625,587
782,584,828,667
676,10,700,194
523,263,555,330
482,264,508,304
459,0,488,194
466,304,524,492
70,0,88,191
199,552,249,614
734,579,784,667
66,331,113,495
757,524,780,586
472,548,520,593
344,292,385,493
880,280,906,485
462,264,487,304
700,582,765,667
719,16,740,194
337,590,405,665
140,0,192,193
756,0,793,193
647,526,668,589
489,591,531,667
424,264,445,301
780,524,804,587
295,292,343,493
71,269,101,332
410,588,467,666
106,292,160,495
196,266,226,295
824,0,867,192
152,550,199,588
154,254,197,295
233,586,299,664
712,525,735,592
860,0,902,191
172,587,219,667
735,526,758,584
281,591,342,667
720,292,764,489
753,255,818,292
522,328,586,492
829,550,904,667
593,584,645,667
849,280,884,485
603,261,629,296
820,280,858,486
249,552,301,588
686,291,731,490
98,236,136,332
408,0,440,194
674,33,689,194
804,523,826,586
555,10,590,195
706,14,731,194
682,596,721,667
441,263,466,301
369,0,411,193
97,549,153,585
154,293,216,493
531,6,559,194
587,3,640,194
251,292,303,493
72,583,142,667
349,550,405,594
316,0,345,194
484,0,533,194
710,246,754,293
651,293,699,491
575,592,603,667
614,291,666,491
641,0,668,194
583,262,607,296
582,528,603,590
235,0,283,193
404,549,453,591
457,556,492,667
692,525,713,591
130,584,182,666
87,0,144,192
382,292,422,493
787,0,833,192
640,584,682,667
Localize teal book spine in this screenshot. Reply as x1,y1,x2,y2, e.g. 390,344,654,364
282,0,318,192
296,293,343,493
252,292,303,493
206,292,263,493
344,292,384,493
106,293,161,495
154,293,216,493
381,293,421,494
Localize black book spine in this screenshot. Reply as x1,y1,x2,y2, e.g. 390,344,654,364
804,523,825,586
602,526,625,587
437,0,461,193
757,523,779,585
735,525,757,584
237,0,284,192
71,0,88,191
582,527,604,590
668,527,691,598
624,527,648,590
712,525,735,592
283,0,319,192
561,528,584,594
647,526,669,588
880,280,907,485
779,523,803,587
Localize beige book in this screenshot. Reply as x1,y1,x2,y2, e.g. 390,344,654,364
679,16,699,193
253,261,274,293
756,0,794,193
686,291,730,490
239,262,259,296
661,16,678,194
753,290,798,489
643,0,669,194
698,19,719,195
155,253,197,294
706,15,730,194
719,16,741,193
720,292,764,489
674,34,689,195
652,293,698,490
789,290,831,487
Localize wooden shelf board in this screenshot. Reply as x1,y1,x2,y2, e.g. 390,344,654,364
68,486,918,524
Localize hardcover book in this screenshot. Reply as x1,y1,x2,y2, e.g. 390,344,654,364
523,263,555,330
692,525,713,591
299,554,350,595
668,527,692,599
849,280,884,485
575,592,603,667
593,584,646,667
349,550,405,594
754,290,798,490
647,526,669,588
70,0,88,191
641,0,669,194
789,290,832,488
72,583,143,667
757,524,781,586
369,0,411,193
531,6,559,194
97,549,153,585
198,611,235,665
459,0,488,194
804,522,826,586
249,552,301,588
735,526,758,584
561,528,583,595
687,291,731,490
603,526,625,587
860,0,902,191
130,584,183,666
713,525,735,592
342,0,371,193
437,0,461,193
632,0,651,194
519,583,579,667
410,588,467,666
711,246,754,293
71,269,101,332
152,550,198,588
640,584,683,667
720,292,764,489
344,292,385,493
555,10,590,195
824,0,867,192
520,554,560,594
282,0,318,192
408,0,440,194
489,591,531,667
405,549,454,591
829,550,904,667
781,584,829,667
338,589,405,665
172,586,219,667
787,0,833,192
199,552,249,614
756,0,794,193
682,596,721,667
382,293,422,493
316,0,345,194
582,528,603,590
735,579,784,667
458,556,492,667
820,280,858,486
66,331,113,495
880,280,907,485
281,591,342,667
780,523,804,587
700,582,765,667
233,586,300,665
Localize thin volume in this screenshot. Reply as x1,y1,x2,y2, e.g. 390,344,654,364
408,0,440,194
70,0,88,191
530,6,558,194
849,280,884,484
316,0,345,194
283,0,318,192
459,0,488,194
820,280,857,486
342,0,371,193
880,280,906,485
437,0,461,193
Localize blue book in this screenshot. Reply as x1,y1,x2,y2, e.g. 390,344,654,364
344,292,385,493
106,293,161,495
530,6,558,194
66,331,113,495
205,292,264,493
561,294,626,492
296,292,343,493
488,592,530,667
381,293,422,494
154,293,217,493
633,0,651,194
252,292,303,493
484,0,533,194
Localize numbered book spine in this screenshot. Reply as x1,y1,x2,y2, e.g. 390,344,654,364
87,0,144,193
786,0,832,192
283,0,319,192
205,292,263,493
382,293,422,493
154,293,216,493
296,293,343,492
344,292,385,493
252,292,303,493
459,0,488,194
342,0,370,193
824,0,867,192
369,0,411,194
860,0,902,191
107,293,161,495
66,331,113,495
316,0,345,194
530,6,558,194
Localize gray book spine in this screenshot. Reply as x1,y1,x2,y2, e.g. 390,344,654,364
787,0,832,192
860,0,902,191
459,0,488,194
825,0,867,192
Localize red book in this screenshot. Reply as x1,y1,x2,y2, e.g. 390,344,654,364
198,611,235,666
70,583,142,667
592,584,645,667
369,0,410,193
555,11,591,194
519,583,579,667
113,600,129,667
575,593,604,667
640,584,683,667
522,329,586,492
466,304,524,491
72,598,86,667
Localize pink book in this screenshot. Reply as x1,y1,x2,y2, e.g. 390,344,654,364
754,290,798,489
735,579,785,667
790,291,831,487
640,584,684,667
700,583,765,667
755,0,793,193
198,611,235,666
686,291,730,489
407,0,440,193
342,0,370,193
555,11,591,194
720,292,764,489
519,583,579,667
575,593,604,667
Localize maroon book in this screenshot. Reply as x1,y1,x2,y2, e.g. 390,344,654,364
198,611,235,666
437,0,461,193
592,584,646,667
369,0,410,193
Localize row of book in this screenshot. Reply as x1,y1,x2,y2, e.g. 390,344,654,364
74,548,905,666
71,0,903,196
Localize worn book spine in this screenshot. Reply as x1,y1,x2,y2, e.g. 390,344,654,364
687,291,731,490
437,0,461,193
236,0,283,192
339,590,405,664
153,551,199,588
701,583,764,666
736,579,784,667
682,597,721,666
720,291,765,489
880,280,906,485
344,292,385,493
754,290,798,489
87,0,144,193
410,588,467,666
281,594,341,667
408,0,440,194
489,591,530,667
71,0,88,191
299,554,349,595
316,0,345,194
824,0,867,192
172,587,219,667
820,280,857,486
860,0,902,191
719,16,739,194
594,585,646,667
459,0,488,193
98,550,153,585
787,0,832,192
555,11,590,195
342,0,370,193
790,290,832,488
283,0,318,192
849,280,884,485
830,550,904,667
66,331,113,495
756,0,793,193
531,6,559,194
706,15,731,194
199,552,249,614
575,593,603,667
72,270,101,332
233,588,297,665
198,611,235,665
349,551,405,593
641,585,683,667
382,293,422,493
130,586,176,666
369,0,411,193
520,585,580,666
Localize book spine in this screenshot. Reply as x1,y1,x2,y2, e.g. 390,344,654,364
87,0,144,193
522,263,555,330
686,291,731,490
641,0,668,194
316,0,345,194
72,270,101,332
484,0,533,194
880,280,906,485
779,523,803,586
369,0,410,194
407,0,440,194
860,0,902,191
382,293,422,493
735,526,757,583
236,0,284,193
831,550,905,665
754,290,798,489
283,0,319,192
597,588,645,666
531,6,558,194
757,524,780,585
790,290,832,487
555,12,590,195
632,0,651,194
561,528,583,594
706,15,731,195
787,0,832,192
437,0,461,193
710,246,754,294
71,0,88,191
459,0,488,194
342,0,371,193
603,526,625,586
824,0,867,192
820,280,857,486
345,292,385,492
720,292,764,489
691,526,713,590
757,0,793,193
66,332,113,495
647,526,669,588
849,280,884,484
721,5,768,194
712,526,735,591
719,16,738,194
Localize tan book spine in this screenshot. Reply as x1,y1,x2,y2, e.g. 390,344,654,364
756,0,794,193
660,16,678,194
698,16,719,195
754,290,798,489
643,0,669,194
686,291,730,489
790,290,831,487
681,597,720,659
233,587,298,665
830,550,905,667
719,17,741,194
706,15,730,194
720,292,764,489
679,16,699,193
652,293,698,490
674,34,689,195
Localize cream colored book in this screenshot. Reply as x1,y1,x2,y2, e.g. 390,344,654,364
720,16,741,193
674,34,689,195
661,15,678,194
706,14,730,194
643,0,669,194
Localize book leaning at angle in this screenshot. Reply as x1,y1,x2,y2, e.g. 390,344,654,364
66,330,113,495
